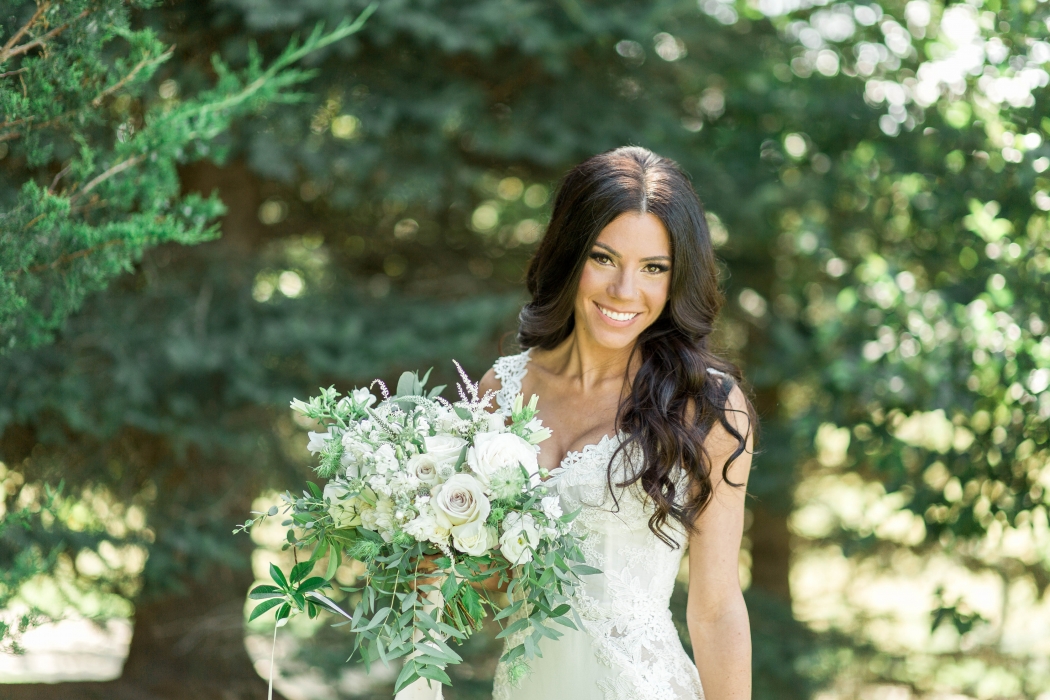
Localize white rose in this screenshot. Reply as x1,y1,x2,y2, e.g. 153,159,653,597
307,431,331,455
373,444,398,474
406,453,441,486
451,519,498,556
403,506,450,545
423,435,468,467
324,481,369,529
467,432,540,489
431,474,491,529
499,512,540,565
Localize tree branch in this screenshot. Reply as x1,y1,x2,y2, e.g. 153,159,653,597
26,239,125,274
0,8,91,64
0,44,173,142
71,154,145,203
0,2,51,64
91,46,175,108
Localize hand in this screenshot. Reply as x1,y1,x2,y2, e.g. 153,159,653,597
410,552,446,589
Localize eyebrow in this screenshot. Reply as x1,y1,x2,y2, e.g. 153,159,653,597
593,241,671,263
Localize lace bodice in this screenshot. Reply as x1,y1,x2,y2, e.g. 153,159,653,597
490,350,704,700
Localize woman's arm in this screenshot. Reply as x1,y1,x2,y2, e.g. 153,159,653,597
686,385,754,700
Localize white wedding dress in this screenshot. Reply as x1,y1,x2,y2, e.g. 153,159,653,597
489,350,705,700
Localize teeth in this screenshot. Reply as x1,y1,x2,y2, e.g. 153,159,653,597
598,305,639,322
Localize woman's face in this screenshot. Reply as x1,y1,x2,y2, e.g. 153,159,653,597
573,211,672,351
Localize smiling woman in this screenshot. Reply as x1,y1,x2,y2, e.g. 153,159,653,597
477,147,757,700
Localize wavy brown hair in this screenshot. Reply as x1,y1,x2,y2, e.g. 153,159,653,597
518,146,755,546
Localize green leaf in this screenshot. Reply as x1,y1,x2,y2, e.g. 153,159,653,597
495,617,530,639
269,563,289,589
325,549,340,581
396,371,418,397
290,560,313,584
453,406,472,421
394,660,420,693
440,574,460,602
572,564,602,576
248,597,284,621
416,663,452,685
494,600,524,620
297,576,327,593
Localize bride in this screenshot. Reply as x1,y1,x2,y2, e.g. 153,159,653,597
403,146,754,700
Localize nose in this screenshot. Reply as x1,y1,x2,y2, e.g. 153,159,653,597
608,267,637,300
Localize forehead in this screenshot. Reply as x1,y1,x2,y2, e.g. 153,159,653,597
595,212,671,257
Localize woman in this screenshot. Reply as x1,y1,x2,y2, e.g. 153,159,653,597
481,146,755,700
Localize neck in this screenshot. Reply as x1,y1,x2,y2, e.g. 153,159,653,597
549,328,637,390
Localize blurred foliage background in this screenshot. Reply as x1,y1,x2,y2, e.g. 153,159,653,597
1,0,1049,698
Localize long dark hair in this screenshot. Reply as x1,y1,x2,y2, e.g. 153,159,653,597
518,146,755,546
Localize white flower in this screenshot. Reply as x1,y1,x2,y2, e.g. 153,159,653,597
451,519,498,556
307,431,331,455
406,453,441,486
340,433,375,478
431,473,491,529
403,505,450,544
423,434,468,467
499,512,540,565
433,409,464,434
540,495,563,521
373,444,398,474
467,431,539,489
526,419,552,445
362,497,395,541
324,481,371,529
353,388,376,408
484,412,507,434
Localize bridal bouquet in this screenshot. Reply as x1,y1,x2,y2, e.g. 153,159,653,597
239,365,594,692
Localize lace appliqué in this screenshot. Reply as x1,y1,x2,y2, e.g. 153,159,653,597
492,349,532,417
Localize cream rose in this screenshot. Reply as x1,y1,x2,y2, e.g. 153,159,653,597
431,473,490,529
406,453,441,486
467,431,540,489
451,519,498,556
423,435,468,467
499,512,540,564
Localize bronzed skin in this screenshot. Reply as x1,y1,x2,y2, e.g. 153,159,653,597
480,211,753,700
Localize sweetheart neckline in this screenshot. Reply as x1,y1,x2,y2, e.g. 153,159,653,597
539,431,624,477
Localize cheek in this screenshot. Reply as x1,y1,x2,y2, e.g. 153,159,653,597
644,277,671,313
575,265,605,303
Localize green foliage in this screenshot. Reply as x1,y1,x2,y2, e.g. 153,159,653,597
0,0,376,350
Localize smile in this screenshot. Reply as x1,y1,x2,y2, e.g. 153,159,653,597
596,303,640,322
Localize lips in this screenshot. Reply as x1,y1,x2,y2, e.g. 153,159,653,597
596,303,640,322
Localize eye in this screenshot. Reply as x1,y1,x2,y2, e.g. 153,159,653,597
589,252,614,265
644,263,670,274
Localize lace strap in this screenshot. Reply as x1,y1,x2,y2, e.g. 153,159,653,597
492,348,532,416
